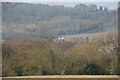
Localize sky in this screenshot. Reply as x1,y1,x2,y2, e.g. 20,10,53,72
1,0,120,2
1,0,119,10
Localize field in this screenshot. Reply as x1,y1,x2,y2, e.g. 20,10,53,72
54,31,117,42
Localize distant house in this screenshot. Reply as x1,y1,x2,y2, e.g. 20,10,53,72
58,37,65,42
61,38,64,42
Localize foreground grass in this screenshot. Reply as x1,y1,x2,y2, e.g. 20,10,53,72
2,75,119,80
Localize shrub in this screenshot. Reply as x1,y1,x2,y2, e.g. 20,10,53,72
84,63,104,75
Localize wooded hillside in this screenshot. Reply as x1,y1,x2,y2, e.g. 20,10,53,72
2,2,118,40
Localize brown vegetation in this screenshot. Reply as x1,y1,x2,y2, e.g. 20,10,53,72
2,31,119,76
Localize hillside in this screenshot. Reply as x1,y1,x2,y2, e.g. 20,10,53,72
1,2,119,77
2,2,118,40
54,31,117,43
54,31,108,42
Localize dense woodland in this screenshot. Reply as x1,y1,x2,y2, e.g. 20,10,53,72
2,2,117,40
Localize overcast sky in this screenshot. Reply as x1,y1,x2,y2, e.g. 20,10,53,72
1,0,119,10
1,0,120,2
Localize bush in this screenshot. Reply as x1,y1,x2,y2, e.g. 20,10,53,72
84,63,104,75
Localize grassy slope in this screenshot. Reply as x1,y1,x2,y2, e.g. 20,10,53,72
54,31,117,42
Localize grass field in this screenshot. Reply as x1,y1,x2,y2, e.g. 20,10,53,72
53,31,114,42
1,75,119,80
